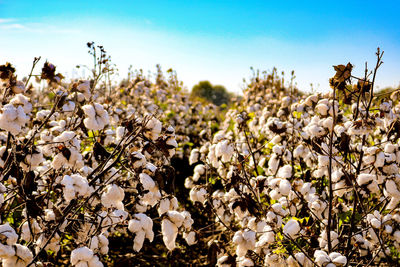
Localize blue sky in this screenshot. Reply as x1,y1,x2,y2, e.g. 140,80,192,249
1,0,399,93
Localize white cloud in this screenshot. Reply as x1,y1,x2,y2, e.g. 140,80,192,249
0,23,25,29
0,18,15,24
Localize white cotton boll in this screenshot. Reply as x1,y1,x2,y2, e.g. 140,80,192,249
98,235,109,254
88,256,103,267
215,140,234,162
194,164,206,176
374,152,385,168
144,117,162,141
161,219,178,251
293,144,305,158
322,117,333,130
0,223,18,245
10,94,32,113
158,198,170,215
166,137,178,148
330,253,347,266
233,231,244,244
130,152,146,169
370,218,381,229
90,236,99,251
189,149,200,165
256,229,275,247
385,180,400,198
385,144,396,153
101,184,125,210
167,211,185,228
268,154,280,174
128,219,142,233
82,104,96,118
196,187,207,203
277,165,292,179
357,173,375,186
314,250,330,266
133,230,146,252
145,163,157,173
283,219,300,238
0,244,15,258
184,231,197,245
70,246,94,266
115,126,126,141
393,230,400,243
139,173,155,190
2,244,33,267
279,179,292,196
316,103,329,116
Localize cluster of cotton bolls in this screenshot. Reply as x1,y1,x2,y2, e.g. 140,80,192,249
183,63,400,266
0,223,33,267
0,61,216,266
0,94,32,135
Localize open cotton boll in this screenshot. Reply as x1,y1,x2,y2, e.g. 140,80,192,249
215,140,234,162
158,198,170,215
283,219,300,238
0,104,29,135
61,174,90,203
277,165,292,179
0,223,18,245
82,103,109,131
167,211,185,228
133,230,146,252
139,173,155,190
21,219,40,242
144,117,162,141
357,173,375,186
130,152,147,169
183,231,197,245
161,218,178,251
2,244,33,267
101,184,125,210
189,148,200,165
10,94,32,113
70,246,94,266
314,250,330,266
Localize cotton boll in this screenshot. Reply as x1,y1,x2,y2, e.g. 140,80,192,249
133,230,146,252
277,165,292,179
279,179,292,196
130,152,147,169
0,223,18,245
314,250,330,266
189,149,200,165
2,244,33,267
139,173,155,190
158,198,170,215
357,173,375,186
0,244,15,258
144,117,162,141
161,218,178,251
374,152,385,168
283,219,300,238
215,140,234,162
167,211,185,228
101,184,125,210
183,231,197,245
330,252,347,266
70,246,94,266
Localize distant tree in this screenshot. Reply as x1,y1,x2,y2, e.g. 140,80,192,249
191,81,231,106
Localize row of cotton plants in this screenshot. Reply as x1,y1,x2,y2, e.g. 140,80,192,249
0,54,221,266
186,50,400,266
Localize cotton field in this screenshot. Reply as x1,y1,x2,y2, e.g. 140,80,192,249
0,47,399,266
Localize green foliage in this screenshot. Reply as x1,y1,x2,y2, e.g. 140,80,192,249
191,80,232,106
